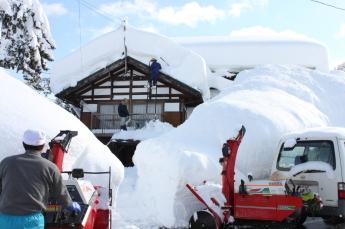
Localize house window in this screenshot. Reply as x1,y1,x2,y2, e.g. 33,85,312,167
98,104,119,129
100,104,118,114
133,103,162,114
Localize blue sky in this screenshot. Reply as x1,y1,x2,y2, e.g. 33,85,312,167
42,0,345,68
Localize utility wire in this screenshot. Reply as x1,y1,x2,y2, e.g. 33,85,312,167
310,0,345,11
78,0,84,74
75,0,122,24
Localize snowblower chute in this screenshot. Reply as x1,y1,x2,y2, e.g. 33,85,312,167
43,130,112,229
187,126,321,228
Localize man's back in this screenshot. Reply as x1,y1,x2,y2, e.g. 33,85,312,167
150,61,161,74
0,151,69,215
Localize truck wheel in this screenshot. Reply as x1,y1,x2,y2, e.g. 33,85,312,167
189,210,217,229
286,207,307,225
297,207,308,225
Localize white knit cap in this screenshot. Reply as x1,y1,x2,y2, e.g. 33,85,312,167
23,129,46,146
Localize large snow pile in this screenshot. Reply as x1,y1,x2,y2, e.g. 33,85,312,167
50,23,210,99
117,65,345,228
177,35,329,72
0,69,124,205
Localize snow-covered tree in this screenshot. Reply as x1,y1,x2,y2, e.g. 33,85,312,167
0,0,55,91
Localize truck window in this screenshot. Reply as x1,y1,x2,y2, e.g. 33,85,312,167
277,140,335,171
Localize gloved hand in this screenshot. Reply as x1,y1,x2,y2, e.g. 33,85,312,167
66,202,81,213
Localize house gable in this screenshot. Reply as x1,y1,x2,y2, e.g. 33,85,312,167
56,56,203,107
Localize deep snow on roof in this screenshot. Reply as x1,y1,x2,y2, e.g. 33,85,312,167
50,23,210,99
176,35,329,72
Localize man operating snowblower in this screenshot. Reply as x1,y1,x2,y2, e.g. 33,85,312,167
0,129,81,229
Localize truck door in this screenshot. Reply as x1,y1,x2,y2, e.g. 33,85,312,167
277,139,339,207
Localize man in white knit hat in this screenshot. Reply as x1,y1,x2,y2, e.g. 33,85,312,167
0,129,80,229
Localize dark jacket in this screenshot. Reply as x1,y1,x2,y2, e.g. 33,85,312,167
118,103,129,117
0,151,72,215
150,61,161,76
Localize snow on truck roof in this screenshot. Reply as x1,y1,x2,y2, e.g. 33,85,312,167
50,24,210,99
282,126,345,140
176,35,329,72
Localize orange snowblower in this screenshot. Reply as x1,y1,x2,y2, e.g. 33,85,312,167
43,130,112,229
186,126,322,229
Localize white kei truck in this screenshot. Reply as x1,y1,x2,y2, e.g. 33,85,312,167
271,127,345,224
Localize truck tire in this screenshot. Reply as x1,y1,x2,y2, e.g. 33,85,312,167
286,206,307,225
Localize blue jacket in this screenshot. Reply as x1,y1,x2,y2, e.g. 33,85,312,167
150,61,161,77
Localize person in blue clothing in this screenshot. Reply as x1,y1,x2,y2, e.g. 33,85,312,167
148,58,161,88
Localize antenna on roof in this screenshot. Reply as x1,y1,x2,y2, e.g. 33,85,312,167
122,19,128,76
78,0,84,78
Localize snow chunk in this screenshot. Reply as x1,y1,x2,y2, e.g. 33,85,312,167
288,161,334,179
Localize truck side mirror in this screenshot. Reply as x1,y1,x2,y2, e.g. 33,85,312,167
283,138,297,150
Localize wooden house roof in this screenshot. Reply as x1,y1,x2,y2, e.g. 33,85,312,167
56,56,203,106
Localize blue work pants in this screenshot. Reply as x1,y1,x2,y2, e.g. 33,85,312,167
0,212,44,229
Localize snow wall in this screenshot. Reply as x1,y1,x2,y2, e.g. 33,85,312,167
118,65,345,228
0,69,124,206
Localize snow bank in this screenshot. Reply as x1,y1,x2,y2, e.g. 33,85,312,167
50,23,210,99
177,36,329,72
118,65,345,228
0,69,124,205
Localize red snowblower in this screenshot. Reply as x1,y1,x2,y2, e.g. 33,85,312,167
186,126,322,228
43,130,112,229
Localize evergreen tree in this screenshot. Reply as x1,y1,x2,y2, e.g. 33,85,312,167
0,0,55,91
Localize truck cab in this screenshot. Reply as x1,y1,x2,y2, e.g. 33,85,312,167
271,127,345,220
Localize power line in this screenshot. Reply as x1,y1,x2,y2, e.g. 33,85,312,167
75,0,122,24
310,0,345,11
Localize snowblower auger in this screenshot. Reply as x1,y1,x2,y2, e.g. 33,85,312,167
43,130,112,229
187,126,308,229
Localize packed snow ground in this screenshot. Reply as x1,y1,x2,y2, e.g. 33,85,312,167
0,69,124,211
115,65,345,228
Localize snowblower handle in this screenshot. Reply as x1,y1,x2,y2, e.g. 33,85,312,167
50,130,78,152
48,130,78,172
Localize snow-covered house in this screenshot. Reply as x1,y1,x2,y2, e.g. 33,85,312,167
50,24,209,143
176,35,329,79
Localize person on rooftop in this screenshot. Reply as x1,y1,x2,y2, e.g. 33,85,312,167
148,58,162,88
